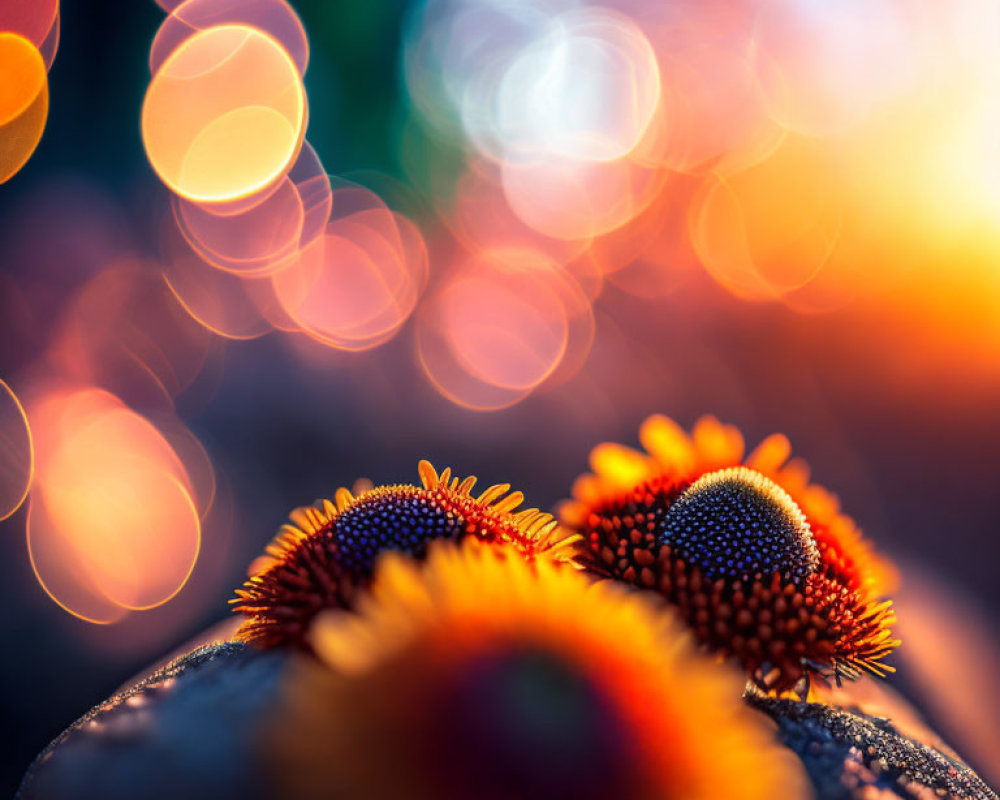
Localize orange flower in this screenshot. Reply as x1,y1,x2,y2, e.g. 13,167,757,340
232,461,575,647
560,414,899,692
268,539,809,800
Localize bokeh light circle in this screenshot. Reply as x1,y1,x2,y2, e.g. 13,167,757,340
162,217,277,340
47,259,216,407
0,378,33,521
27,495,129,625
286,141,333,250
501,153,667,240
36,9,59,71
444,276,567,390
26,388,202,622
448,161,591,266
632,2,777,174
270,182,427,352
0,32,48,184
0,0,59,54
271,220,423,352
173,176,305,276
495,7,660,163
752,0,922,136
689,137,843,301
150,0,309,78
416,248,577,409
403,0,553,144
141,24,307,205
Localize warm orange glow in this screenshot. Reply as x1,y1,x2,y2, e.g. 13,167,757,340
141,24,307,205
26,387,202,622
690,137,843,301
0,378,33,522
0,32,45,126
391,0,1000,400
40,466,199,611
151,0,308,77
27,495,129,625
0,32,48,184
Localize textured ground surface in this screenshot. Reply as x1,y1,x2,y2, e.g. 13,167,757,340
18,642,290,800
18,639,997,800
749,693,997,800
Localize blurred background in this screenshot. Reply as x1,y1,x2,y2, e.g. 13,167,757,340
1,0,999,793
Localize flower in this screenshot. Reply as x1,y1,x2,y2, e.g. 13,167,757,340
559,414,899,692
268,539,809,800
232,460,575,647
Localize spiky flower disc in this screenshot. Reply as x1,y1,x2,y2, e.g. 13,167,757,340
561,415,900,692
664,467,819,583
232,461,575,648
267,540,809,800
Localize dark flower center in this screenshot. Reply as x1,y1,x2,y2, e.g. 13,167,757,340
431,645,637,800
661,466,819,583
333,488,466,574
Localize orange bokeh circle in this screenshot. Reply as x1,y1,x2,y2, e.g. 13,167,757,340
26,388,202,622
141,24,307,205
0,32,48,184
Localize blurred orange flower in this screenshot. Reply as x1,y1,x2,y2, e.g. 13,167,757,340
269,539,810,800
